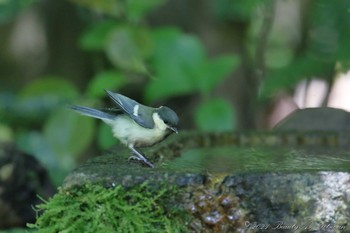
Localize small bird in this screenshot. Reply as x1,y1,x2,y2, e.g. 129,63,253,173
70,90,179,168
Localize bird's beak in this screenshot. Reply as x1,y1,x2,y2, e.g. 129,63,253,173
168,126,178,134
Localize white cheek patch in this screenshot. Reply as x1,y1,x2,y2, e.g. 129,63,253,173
133,105,139,116
152,113,167,130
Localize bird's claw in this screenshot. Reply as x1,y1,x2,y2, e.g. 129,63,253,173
128,155,142,162
128,147,155,168
128,155,155,168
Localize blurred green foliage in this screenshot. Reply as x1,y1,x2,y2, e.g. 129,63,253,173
0,0,36,22
260,0,350,97
86,70,126,98
0,0,240,186
195,99,236,132
145,28,239,102
71,0,165,21
212,0,262,21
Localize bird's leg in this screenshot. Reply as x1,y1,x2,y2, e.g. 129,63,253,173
128,146,155,168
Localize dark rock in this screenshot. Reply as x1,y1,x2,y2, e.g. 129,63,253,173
221,172,350,232
0,143,55,228
274,107,350,131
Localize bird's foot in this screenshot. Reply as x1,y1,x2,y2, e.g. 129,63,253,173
128,154,155,168
128,146,155,168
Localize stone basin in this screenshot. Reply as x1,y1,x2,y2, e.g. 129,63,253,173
56,131,350,233
63,131,350,188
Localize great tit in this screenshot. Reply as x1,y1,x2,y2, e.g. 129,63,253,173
70,90,179,168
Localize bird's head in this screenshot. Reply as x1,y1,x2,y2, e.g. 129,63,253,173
154,106,179,133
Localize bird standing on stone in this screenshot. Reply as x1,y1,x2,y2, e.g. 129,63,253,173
71,90,179,168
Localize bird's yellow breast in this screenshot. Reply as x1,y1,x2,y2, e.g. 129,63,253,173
107,114,169,147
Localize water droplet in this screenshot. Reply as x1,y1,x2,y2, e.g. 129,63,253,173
202,211,224,225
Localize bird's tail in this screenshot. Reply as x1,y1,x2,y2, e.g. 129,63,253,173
70,105,115,121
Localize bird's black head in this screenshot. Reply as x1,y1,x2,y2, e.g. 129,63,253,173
156,106,179,133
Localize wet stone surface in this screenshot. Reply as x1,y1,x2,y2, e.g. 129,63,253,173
63,130,350,233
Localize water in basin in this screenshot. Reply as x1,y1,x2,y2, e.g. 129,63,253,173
163,146,350,173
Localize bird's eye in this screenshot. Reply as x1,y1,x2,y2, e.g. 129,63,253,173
164,120,169,124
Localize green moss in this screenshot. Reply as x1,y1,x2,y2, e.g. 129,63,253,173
28,183,187,233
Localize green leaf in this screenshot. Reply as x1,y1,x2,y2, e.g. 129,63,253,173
105,26,151,73
80,21,117,51
145,77,194,104
0,124,13,143
16,130,69,185
145,28,205,102
86,70,126,98
126,0,165,22
266,46,294,69
0,0,36,22
19,76,79,100
70,0,123,17
260,56,333,98
212,0,261,21
44,108,95,156
16,77,79,121
97,123,117,149
146,28,239,102
194,98,235,132
195,55,240,95
16,131,54,166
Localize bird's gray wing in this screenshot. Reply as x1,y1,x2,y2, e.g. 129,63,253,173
105,90,155,129
101,107,124,115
